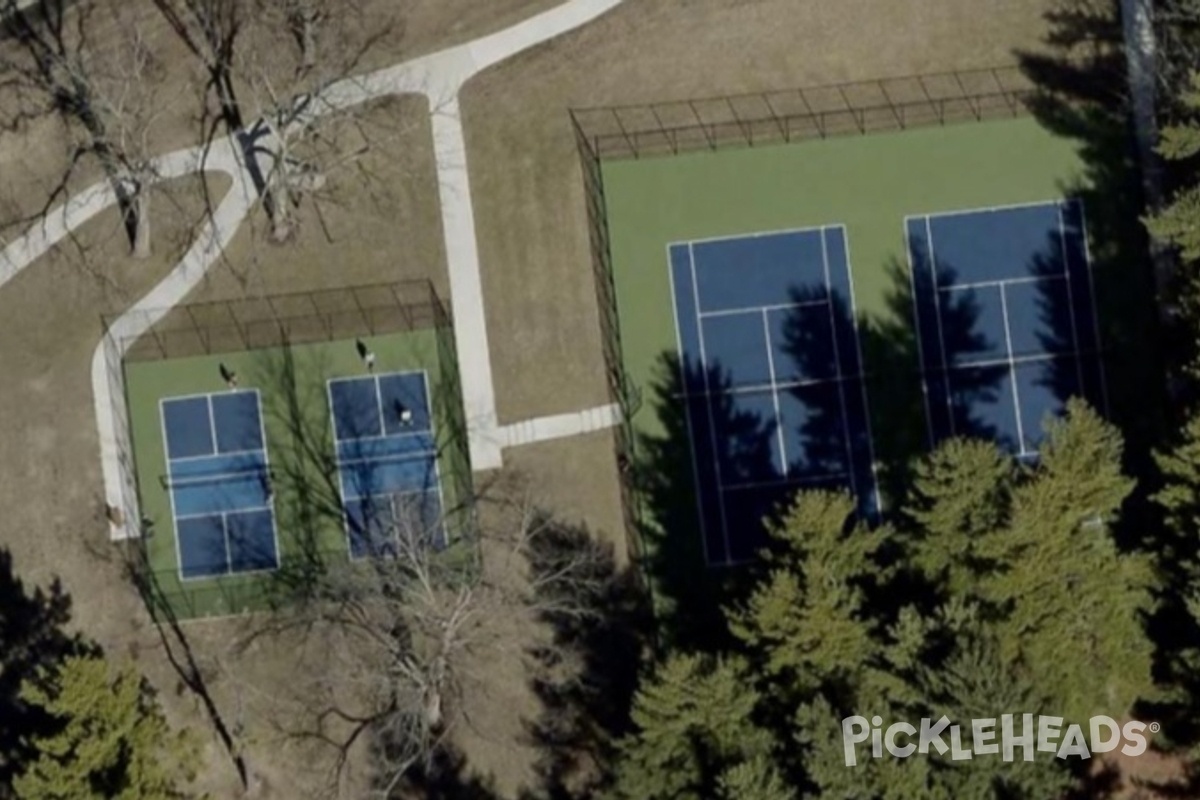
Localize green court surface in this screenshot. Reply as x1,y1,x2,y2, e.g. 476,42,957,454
604,115,1087,435
124,330,470,620
601,115,1098,627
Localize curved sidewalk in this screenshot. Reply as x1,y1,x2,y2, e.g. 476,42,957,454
0,0,627,538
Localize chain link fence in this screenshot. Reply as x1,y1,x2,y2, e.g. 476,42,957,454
570,66,1035,584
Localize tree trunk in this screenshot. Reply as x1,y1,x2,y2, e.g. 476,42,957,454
268,178,293,243
132,186,152,259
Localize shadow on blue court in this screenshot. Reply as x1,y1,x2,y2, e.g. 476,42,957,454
907,200,1107,458
160,391,279,580
669,226,878,566
328,371,445,558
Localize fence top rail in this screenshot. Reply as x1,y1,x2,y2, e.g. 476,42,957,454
569,65,1031,116
106,279,453,362
102,279,447,332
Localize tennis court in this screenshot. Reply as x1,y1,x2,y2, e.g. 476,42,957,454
328,370,445,558
669,225,878,566
907,199,1107,456
160,390,279,580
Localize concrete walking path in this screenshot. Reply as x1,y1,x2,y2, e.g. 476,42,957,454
0,0,626,539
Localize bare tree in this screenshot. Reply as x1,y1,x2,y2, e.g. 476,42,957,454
226,486,623,798
1,0,170,257
151,0,400,242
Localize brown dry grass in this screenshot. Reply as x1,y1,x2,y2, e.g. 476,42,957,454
0,0,561,228
0,0,1071,796
451,0,1056,787
0,172,277,795
462,0,1056,427
170,94,447,306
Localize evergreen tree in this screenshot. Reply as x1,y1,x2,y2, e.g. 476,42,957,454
904,438,1013,596
729,490,892,705
979,402,1153,721
1146,72,1200,263
716,756,793,800
1153,412,1200,733
13,655,197,800
605,653,780,800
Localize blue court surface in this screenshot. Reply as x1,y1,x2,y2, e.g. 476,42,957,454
670,225,878,566
328,371,445,558
907,199,1106,457
160,391,279,580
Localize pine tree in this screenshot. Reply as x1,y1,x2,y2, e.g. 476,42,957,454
13,655,198,800
729,490,891,704
605,653,779,800
1146,72,1200,263
907,611,1075,799
1153,412,1200,725
980,401,1153,722
904,438,1013,595
716,756,793,800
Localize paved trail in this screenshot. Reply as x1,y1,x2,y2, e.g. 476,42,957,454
0,0,626,539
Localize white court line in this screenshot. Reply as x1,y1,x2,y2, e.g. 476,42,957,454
903,218,937,450
158,397,187,582
373,375,387,440
998,284,1029,456
698,298,828,319
667,222,836,250
670,373,856,400
1075,201,1111,414
252,389,282,574
926,215,957,436
168,446,266,464
761,309,789,475
901,198,1071,224
205,396,218,457
820,228,859,501
840,226,883,514
175,504,273,522
1056,204,1087,391
939,274,1065,292
952,352,1061,371
689,242,733,565
665,243,712,568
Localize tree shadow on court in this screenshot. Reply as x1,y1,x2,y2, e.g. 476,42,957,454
0,549,92,791
633,353,779,650
1027,226,1111,429
1018,0,1167,466
632,261,999,649
854,257,1008,503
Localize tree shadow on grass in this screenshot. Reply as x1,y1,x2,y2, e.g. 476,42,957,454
522,520,649,797
0,549,91,791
